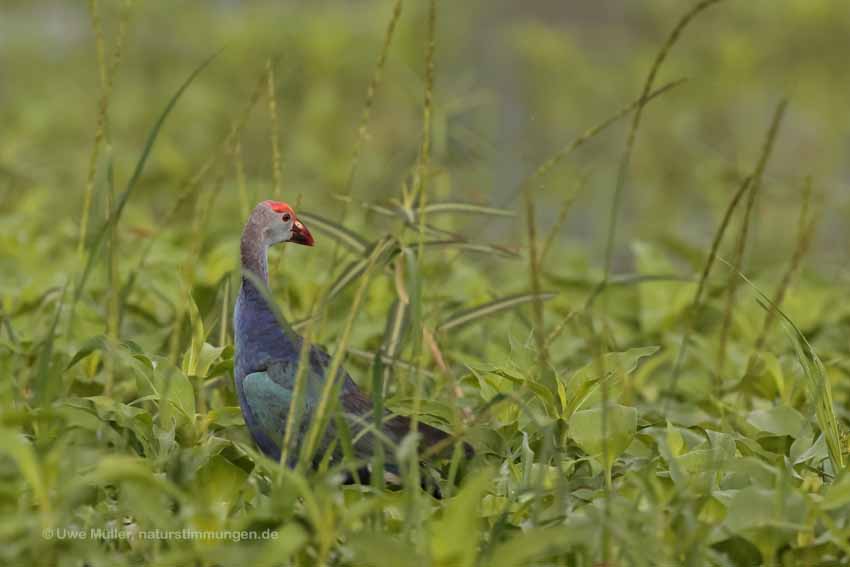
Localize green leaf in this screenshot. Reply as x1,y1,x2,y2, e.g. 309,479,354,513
66,334,108,370
137,357,196,427
821,473,850,511
725,262,844,471
430,469,491,567
633,241,695,332
82,455,185,502
747,406,810,439
487,527,576,567
568,404,637,472
255,523,310,565
723,486,807,533
206,406,245,428
666,420,685,457
195,455,247,516
560,346,659,417
350,534,425,567
195,342,226,379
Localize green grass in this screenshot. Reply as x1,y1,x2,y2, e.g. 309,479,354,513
2,1,850,565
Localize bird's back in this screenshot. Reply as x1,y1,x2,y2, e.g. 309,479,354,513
234,280,455,466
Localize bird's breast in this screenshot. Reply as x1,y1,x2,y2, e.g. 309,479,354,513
233,286,302,381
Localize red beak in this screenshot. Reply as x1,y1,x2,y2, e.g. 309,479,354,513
290,219,315,246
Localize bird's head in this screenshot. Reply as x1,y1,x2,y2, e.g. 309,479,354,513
256,200,315,247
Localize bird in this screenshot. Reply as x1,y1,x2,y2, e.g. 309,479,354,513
233,200,459,480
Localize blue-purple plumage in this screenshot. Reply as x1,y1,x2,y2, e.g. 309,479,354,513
233,201,457,469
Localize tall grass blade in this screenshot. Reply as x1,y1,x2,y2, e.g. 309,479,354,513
327,257,370,301
437,291,557,333
298,239,392,469
266,57,284,199
716,100,787,378
378,298,408,395
422,240,518,258
507,78,687,205
78,0,133,256
35,282,67,407
540,195,577,265
786,321,845,472
347,347,434,377
602,0,725,286
71,51,220,323
745,176,815,375
299,212,370,255
667,175,752,400
718,258,844,471
328,0,404,293
421,201,515,217
117,69,265,326
523,180,548,370
0,429,50,525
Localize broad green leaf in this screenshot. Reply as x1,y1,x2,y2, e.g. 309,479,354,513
666,420,685,457
560,346,659,417
633,241,695,332
82,455,186,502
569,404,637,472
723,486,807,550
194,342,226,379
60,396,155,453
350,534,425,567
486,527,577,567
206,406,245,428
195,455,248,517
747,406,810,439
430,469,491,567
821,473,850,511
66,334,109,370
793,433,828,465
137,357,196,428
255,524,310,565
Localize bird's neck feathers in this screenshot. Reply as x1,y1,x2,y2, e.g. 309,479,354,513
240,214,270,288
237,212,297,339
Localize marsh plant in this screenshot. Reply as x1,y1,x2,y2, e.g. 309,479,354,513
2,1,850,566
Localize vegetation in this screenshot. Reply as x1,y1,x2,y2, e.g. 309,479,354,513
2,1,850,565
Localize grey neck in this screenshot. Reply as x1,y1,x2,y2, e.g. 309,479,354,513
240,215,269,290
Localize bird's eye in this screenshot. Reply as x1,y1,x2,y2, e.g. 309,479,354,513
282,213,291,222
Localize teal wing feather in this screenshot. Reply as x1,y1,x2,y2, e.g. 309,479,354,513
243,370,291,445
242,348,457,467
242,360,323,463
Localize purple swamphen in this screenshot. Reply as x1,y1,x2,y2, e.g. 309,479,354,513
234,200,459,481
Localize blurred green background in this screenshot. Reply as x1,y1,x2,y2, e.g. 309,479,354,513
3,0,849,281
3,1,850,565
